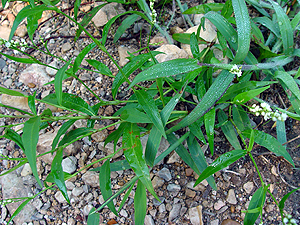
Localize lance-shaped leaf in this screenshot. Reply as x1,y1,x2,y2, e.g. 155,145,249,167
0,51,37,64
99,160,118,216
58,128,94,147
275,71,300,101
276,120,287,149
42,93,95,116
22,116,42,187
86,59,112,76
242,130,294,167
189,118,207,144
104,122,127,151
73,43,96,74
118,181,135,212
128,59,200,89
55,60,71,106
187,134,217,190
218,109,242,150
190,33,201,60
8,198,31,224
136,90,166,138
134,180,147,225
114,14,141,43
87,207,100,225
167,70,235,134
4,129,24,151
51,147,70,203
52,120,76,150
279,187,300,211
122,123,158,200
194,149,247,186
233,86,270,104
120,109,152,123
244,186,267,225
28,91,37,116
204,108,216,155
74,0,81,21
231,0,251,63
183,3,224,14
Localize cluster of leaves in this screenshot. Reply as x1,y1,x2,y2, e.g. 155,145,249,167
0,0,299,224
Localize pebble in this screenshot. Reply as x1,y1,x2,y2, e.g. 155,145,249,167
0,58,6,70
211,219,219,225
159,204,166,213
62,156,77,174
55,191,71,204
81,171,99,187
1,206,7,220
185,188,196,198
226,189,237,205
46,60,58,76
189,205,203,225
21,163,33,176
157,167,172,181
167,184,181,192
167,152,181,164
169,203,181,222
185,168,194,176
119,209,128,218
243,181,254,194
221,219,241,225
152,176,165,189
144,214,155,225
153,196,165,206
15,24,27,37
186,181,206,192
91,124,108,142
72,187,83,197
19,64,50,88
83,204,93,216
0,25,11,40
61,42,72,53
118,46,138,66
3,78,12,87
155,44,188,63
1,94,29,111
214,200,226,210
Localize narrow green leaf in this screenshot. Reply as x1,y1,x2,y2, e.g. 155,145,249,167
275,71,300,101
134,180,147,225
4,129,24,150
122,124,158,200
269,0,294,54
233,85,270,104
279,187,300,210
110,160,130,171
74,0,81,21
58,128,94,147
276,120,287,149
87,207,100,225
86,59,112,76
189,118,207,144
55,60,71,106
253,17,280,37
42,93,95,116
128,59,200,89
120,109,152,123
248,129,255,151
51,147,70,203
204,108,216,155
291,11,300,30
0,160,27,177
244,186,267,225
218,109,242,150
194,149,247,186
242,129,294,166
73,43,96,74
28,92,37,115
190,33,200,60
118,182,135,212
27,10,43,42
52,120,76,150
0,86,27,97
8,199,31,224
187,134,217,190
172,33,207,44
0,51,37,64
167,70,235,134
183,3,224,14
104,123,127,151
136,90,166,138
22,116,42,187
99,160,118,216
114,14,141,43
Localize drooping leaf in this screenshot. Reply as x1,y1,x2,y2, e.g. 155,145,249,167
4,129,24,151
104,123,127,151
275,71,300,101
52,120,76,150
279,187,300,211
51,147,70,203
99,160,118,216
253,17,280,37
136,90,166,138
204,108,216,155
189,118,207,144
28,91,37,115
27,9,43,42
276,120,287,149
243,129,294,166
244,186,267,225
194,149,247,186
73,43,96,74
22,116,42,187
122,123,158,200
134,180,147,225
190,33,200,60
55,60,71,106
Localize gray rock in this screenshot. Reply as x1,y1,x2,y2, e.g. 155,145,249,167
32,199,43,210
226,189,237,205
243,181,254,194
46,60,58,76
22,175,36,186
159,204,166,213
3,78,12,87
83,204,94,216
82,171,99,187
72,187,84,197
92,2,125,27
54,191,71,204
21,163,32,177
19,64,51,88
153,196,165,206
91,124,108,142
61,42,72,53
62,156,77,174
119,209,128,218
0,171,36,224
152,176,165,189
167,152,181,164
1,206,7,221
0,58,6,70
155,44,188,63
157,167,172,181
169,203,181,222
189,205,203,225
144,214,155,225
214,200,225,210
187,181,206,192
8,64,17,73
167,184,181,192
79,73,91,81
65,180,75,190
211,219,219,225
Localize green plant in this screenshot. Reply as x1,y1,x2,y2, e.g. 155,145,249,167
0,0,299,224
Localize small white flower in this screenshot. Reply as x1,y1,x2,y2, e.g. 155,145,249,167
5,42,11,48
230,64,243,77
21,47,25,51
281,113,288,121
283,218,289,224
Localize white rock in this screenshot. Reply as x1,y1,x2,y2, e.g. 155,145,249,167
46,60,58,76
144,214,155,225
21,163,33,176
226,189,237,205
72,187,84,197
214,200,225,210
243,181,254,194
1,94,29,111
118,46,138,67
82,171,99,187
0,25,11,40
189,205,203,225
62,156,77,174
119,209,128,218
15,24,27,38
55,191,71,204
155,44,189,63
83,204,94,216
152,176,165,189
62,42,72,53
169,203,181,222
167,152,181,164
19,64,51,88
210,219,219,225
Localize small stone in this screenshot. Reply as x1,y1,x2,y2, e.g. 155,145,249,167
3,78,12,87
189,205,203,225
92,3,125,27
159,204,166,213
118,46,138,67
46,60,58,76
169,203,181,221
91,124,108,142
83,204,93,216
167,152,181,164
0,58,6,70
271,166,278,176
15,24,27,37
54,191,71,204
62,156,77,174
82,171,99,187
104,105,114,115
226,189,237,205
167,184,181,192
62,42,72,53
185,168,193,176
265,204,275,213
221,219,241,225
211,219,219,225
27,83,36,88
32,199,43,210
186,181,206,192
157,167,172,181
0,25,11,40
214,200,225,210
21,163,33,176
1,94,29,111
152,176,165,189
119,209,128,218
243,182,254,194
19,64,50,88
169,26,184,35
185,189,196,198
144,214,155,225
150,34,168,46
72,187,83,197
1,206,7,220
155,44,188,63
153,197,165,206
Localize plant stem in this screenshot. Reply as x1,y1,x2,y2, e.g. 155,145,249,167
248,152,265,186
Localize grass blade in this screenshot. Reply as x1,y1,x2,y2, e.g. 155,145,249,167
204,108,216,155
4,129,24,151
134,180,147,225
233,85,270,104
